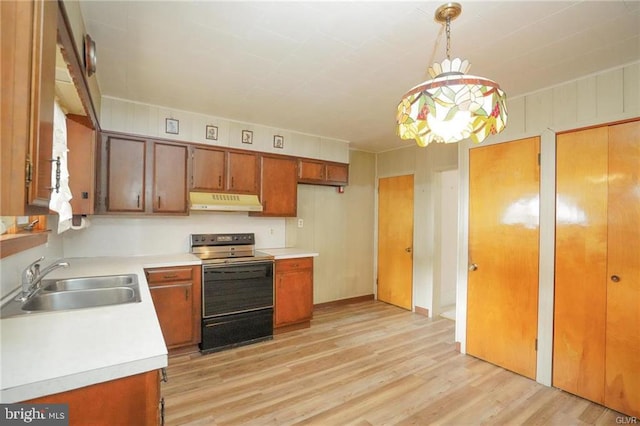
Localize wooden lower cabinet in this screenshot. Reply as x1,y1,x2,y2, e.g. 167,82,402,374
145,265,202,350
27,370,160,426
274,257,313,329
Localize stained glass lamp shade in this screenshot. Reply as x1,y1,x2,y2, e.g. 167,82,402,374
396,3,508,147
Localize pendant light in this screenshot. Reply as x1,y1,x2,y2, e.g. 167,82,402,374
396,3,508,147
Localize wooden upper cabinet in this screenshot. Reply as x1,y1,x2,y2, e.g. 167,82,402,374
99,133,188,215
190,147,258,195
298,159,349,186
153,142,188,213
1,0,57,215
227,151,259,194
251,155,297,217
191,146,225,191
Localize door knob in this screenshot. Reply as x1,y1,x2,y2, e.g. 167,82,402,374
611,275,620,283
405,247,412,253
469,263,478,271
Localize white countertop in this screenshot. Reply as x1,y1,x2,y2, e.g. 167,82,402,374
260,248,319,259
0,254,200,403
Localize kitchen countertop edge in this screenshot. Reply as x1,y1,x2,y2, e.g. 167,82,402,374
259,248,319,259
0,254,201,403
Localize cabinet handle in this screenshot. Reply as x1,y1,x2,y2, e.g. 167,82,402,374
185,288,189,301
218,176,222,187
137,194,140,208
25,159,33,184
231,177,234,188
158,196,161,208
45,157,61,193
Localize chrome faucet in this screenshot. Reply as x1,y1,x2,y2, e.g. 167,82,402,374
16,257,70,302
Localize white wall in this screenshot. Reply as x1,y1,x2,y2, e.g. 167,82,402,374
286,150,376,304
100,96,349,163
436,169,458,311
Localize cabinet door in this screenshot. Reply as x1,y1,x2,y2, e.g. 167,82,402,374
326,163,348,185
227,151,258,194
275,258,313,327
27,0,57,209
153,142,187,213
192,146,225,191
106,137,145,212
253,156,297,217
150,283,194,348
66,116,95,215
298,160,325,182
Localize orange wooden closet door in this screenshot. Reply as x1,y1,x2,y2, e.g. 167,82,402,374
553,127,608,404
467,137,540,380
605,121,640,417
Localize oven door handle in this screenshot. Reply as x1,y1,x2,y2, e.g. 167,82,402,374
204,305,273,318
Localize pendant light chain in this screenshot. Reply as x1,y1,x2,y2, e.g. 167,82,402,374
445,16,451,60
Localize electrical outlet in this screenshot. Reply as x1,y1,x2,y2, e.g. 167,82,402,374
297,218,304,228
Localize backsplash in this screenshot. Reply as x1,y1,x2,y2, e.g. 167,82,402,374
61,212,285,257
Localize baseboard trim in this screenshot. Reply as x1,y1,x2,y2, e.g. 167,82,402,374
414,306,429,317
314,294,375,310
274,321,310,334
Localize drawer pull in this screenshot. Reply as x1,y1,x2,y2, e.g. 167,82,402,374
163,274,178,279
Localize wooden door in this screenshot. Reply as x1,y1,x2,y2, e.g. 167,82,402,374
377,175,414,310
605,120,640,417
106,137,145,212
554,127,608,403
227,151,258,194
191,147,225,191
153,142,187,213
467,137,540,380
254,156,297,217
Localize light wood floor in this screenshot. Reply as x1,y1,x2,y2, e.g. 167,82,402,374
163,300,626,425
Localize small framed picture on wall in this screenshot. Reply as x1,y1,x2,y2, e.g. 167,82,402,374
165,118,179,135
273,135,284,149
242,130,253,144
206,125,218,141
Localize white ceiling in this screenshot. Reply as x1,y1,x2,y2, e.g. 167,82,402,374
79,1,640,153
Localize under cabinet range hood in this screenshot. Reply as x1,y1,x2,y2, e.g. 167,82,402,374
189,192,263,212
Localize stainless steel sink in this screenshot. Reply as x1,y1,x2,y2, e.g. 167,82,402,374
0,274,141,318
41,274,136,292
21,287,140,311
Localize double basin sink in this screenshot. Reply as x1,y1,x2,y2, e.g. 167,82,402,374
0,274,141,318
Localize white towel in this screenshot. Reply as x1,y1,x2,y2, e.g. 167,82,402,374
49,99,73,233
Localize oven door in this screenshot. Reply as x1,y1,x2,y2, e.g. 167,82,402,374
202,260,273,318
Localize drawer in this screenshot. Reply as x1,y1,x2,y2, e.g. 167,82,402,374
275,257,313,273
145,267,194,284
